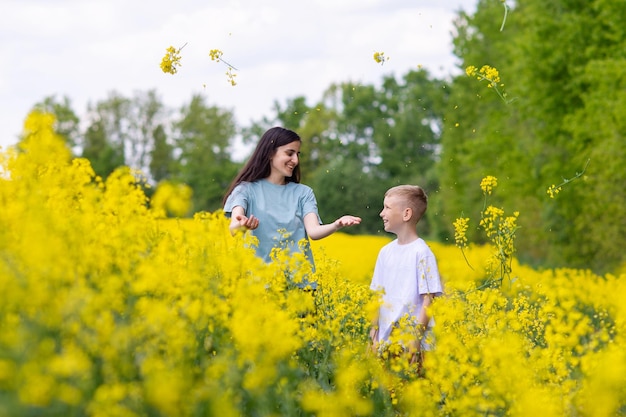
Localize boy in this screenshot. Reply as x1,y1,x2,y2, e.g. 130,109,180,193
369,185,443,368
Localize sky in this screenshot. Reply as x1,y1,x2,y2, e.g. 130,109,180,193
1,0,477,152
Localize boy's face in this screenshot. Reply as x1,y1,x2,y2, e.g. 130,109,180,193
379,194,407,234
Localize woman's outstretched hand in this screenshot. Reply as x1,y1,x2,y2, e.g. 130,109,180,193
334,215,362,229
304,213,361,240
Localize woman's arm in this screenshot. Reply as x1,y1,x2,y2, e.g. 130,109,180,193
303,212,361,240
229,205,259,235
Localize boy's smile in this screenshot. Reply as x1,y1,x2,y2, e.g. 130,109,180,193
380,194,405,233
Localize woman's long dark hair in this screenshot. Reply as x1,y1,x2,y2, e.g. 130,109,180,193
222,127,302,206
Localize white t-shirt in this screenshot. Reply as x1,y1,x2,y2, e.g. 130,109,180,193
370,238,443,345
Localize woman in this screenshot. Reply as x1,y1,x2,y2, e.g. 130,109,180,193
223,127,361,282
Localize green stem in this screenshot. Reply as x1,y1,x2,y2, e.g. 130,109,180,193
500,2,509,32
460,246,475,271
555,159,591,188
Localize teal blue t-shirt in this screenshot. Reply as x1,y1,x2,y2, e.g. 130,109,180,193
223,179,322,273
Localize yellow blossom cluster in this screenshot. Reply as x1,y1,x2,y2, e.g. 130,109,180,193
466,65,501,85
1,111,625,416
480,175,498,195
373,51,388,65
466,64,510,102
453,217,470,247
547,184,562,198
546,159,590,199
160,44,185,75
209,49,238,86
151,180,193,217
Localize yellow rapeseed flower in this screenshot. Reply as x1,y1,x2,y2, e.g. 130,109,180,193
373,51,387,65
209,48,239,86
209,48,223,62
480,175,498,195
547,184,562,198
466,64,510,102
1,112,624,416
160,44,186,75
453,217,470,248
480,65,501,84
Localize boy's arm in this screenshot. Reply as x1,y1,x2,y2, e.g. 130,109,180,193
416,293,434,331
369,311,379,347
409,293,435,355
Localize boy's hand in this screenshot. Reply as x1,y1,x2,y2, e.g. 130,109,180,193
407,339,421,364
369,326,379,353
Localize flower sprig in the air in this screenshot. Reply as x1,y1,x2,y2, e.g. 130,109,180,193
209,49,238,86
160,43,187,75
453,176,520,290
466,65,512,103
547,159,590,198
453,216,473,270
499,1,510,31
373,51,388,65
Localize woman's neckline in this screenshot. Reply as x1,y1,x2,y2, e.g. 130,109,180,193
262,178,287,186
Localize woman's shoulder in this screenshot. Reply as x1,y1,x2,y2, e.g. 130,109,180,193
287,181,314,193
233,180,256,190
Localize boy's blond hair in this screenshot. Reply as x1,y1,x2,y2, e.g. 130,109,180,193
385,185,428,223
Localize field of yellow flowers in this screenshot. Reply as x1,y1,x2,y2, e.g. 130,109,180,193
1,112,625,417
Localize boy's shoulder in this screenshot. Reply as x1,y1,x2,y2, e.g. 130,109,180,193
378,237,422,255
379,238,398,251
382,238,437,257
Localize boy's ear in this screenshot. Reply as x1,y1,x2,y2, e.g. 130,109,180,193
403,207,413,221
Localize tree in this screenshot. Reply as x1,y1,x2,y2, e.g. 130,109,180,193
128,90,169,176
267,96,341,184
173,94,238,213
149,124,176,183
309,156,387,235
30,95,81,150
81,90,169,181
82,117,125,179
440,0,626,272
311,74,447,236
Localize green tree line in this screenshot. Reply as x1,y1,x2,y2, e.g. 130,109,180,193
23,0,626,274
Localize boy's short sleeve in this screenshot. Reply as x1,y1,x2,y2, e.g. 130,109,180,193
417,251,443,295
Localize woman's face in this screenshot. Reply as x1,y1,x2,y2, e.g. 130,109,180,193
269,140,301,183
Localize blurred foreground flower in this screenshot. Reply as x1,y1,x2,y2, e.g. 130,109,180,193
151,181,193,217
